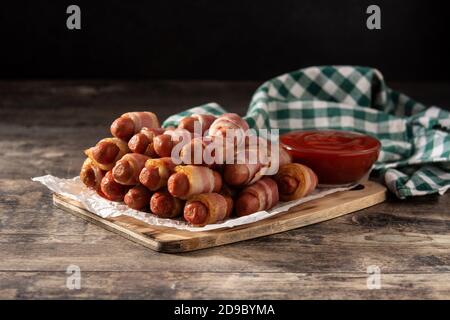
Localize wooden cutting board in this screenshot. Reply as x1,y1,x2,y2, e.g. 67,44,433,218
53,181,386,253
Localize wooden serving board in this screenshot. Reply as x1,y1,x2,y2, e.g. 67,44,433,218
53,181,386,253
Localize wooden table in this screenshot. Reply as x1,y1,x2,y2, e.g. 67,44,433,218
1,80,449,299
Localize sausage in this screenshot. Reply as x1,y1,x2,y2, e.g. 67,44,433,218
111,117,135,141
183,193,232,226
84,137,129,171
153,128,193,158
112,153,149,185
139,157,176,191
128,133,150,154
178,117,197,133
139,165,160,190
80,158,105,191
183,201,209,225
166,172,190,198
153,134,174,157
167,166,222,199
110,112,160,141
235,177,279,216
124,185,152,210
150,190,184,218
91,141,120,165
100,171,128,202
274,163,317,201
128,127,165,156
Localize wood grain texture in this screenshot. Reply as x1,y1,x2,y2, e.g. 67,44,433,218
1,272,449,300
1,80,449,299
52,182,386,252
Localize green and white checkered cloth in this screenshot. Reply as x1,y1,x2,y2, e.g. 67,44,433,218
163,66,450,199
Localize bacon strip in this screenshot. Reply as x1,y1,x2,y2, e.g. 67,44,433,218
246,177,278,210
209,113,249,141
124,112,160,133
141,127,164,139
111,111,160,141
178,114,217,135
172,165,221,199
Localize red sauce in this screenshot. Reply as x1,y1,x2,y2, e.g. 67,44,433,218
281,130,381,185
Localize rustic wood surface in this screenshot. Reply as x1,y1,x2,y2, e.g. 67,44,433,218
0,80,449,299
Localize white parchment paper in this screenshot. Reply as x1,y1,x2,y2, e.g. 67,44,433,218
33,175,354,232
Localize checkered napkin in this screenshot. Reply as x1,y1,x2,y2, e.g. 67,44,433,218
163,66,450,199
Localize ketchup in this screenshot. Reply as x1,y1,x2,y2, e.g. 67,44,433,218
281,130,381,185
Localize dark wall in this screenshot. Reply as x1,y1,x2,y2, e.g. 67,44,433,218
0,0,449,80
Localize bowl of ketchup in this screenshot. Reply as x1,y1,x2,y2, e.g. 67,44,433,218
280,130,381,186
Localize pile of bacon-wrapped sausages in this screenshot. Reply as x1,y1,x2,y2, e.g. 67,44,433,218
80,111,318,227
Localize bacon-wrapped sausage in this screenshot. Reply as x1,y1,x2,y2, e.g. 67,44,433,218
128,127,165,156
223,141,262,186
179,136,216,166
178,114,217,135
100,171,128,202
153,128,193,158
208,113,249,143
167,165,222,200
80,158,105,191
111,111,160,141
274,163,318,201
223,163,262,186
223,144,291,187
84,137,129,171
139,157,176,191
112,153,149,185
150,190,184,218
235,177,279,216
184,193,233,227
124,185,152,210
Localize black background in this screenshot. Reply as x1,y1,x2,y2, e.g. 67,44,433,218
0,0,449,80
